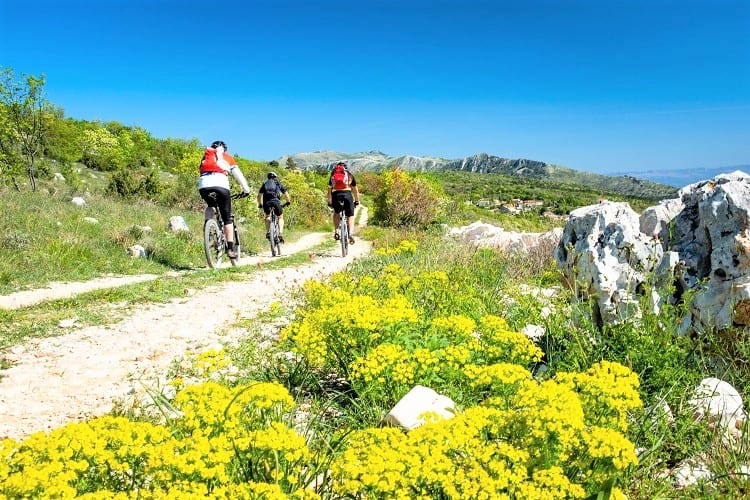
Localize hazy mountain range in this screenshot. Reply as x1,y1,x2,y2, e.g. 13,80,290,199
611,165,750,188
281,150,748,191
281,150,750,198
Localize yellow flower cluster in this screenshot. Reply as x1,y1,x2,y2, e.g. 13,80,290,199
430,314,477,340
462,362,533,392
351,344,441,389
332,360,640,498
375,239,419,256
0,381,312,498
476,314,544,365
191,347,231,377
281,282,419,370
331,406,584,498
556,360,642,432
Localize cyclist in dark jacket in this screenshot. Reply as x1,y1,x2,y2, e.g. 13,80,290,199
257,171,291,243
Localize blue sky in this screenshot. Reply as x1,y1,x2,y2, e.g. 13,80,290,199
2,0,748,174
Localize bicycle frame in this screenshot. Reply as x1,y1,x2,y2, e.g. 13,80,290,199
203,192,241,268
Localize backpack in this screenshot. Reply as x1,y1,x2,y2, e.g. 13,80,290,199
263,178,280,199
199,147,220,173
331,165,350,190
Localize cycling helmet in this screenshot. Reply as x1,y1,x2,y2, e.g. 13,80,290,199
210,140,227,150
335,161,347,168
267,171,278,179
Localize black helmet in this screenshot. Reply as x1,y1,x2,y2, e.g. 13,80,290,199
335,161,347,168
210,140,227,150
267,171,278,179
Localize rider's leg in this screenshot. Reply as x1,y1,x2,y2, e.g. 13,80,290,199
279,214,285,235
224,222,237,257
224,223,234,246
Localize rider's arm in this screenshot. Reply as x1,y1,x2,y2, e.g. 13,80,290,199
326,186,332,205
230,167,250,194
256,191,263,207
352,185,360,203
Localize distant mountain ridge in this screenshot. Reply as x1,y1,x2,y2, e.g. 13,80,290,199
613,165,750,188
280,150,680,199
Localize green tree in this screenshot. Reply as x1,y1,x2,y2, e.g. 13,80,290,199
154,137,201,173
45,113,84,165
0,67,49,191
80,128,127,171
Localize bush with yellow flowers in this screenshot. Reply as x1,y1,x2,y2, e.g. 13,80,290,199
0,380,320,498
329,359,641,498
279,260,641,498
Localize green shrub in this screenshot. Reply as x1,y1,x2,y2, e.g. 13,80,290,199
372,168,444,228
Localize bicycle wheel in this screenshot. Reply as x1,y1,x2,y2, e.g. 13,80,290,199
339,214,348,257
231,224,241,266
204,218,224,269
269,216,280,257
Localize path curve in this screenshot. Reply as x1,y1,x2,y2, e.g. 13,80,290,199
0,210,371,440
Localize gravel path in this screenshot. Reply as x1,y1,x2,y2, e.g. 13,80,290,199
0,212,371,441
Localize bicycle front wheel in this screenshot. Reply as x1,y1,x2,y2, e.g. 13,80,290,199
204,218,224,269
231,224,241,266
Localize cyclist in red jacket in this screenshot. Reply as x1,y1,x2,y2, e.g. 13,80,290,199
326,161,360,244
197,140,250,258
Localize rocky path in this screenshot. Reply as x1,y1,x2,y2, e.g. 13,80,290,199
0,212,371,440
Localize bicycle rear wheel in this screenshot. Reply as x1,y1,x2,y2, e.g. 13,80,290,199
339,215,348,257
204,218,224,268
269,217,281,257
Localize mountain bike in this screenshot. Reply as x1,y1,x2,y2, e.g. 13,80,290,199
203,192,244,269
265,201,290,257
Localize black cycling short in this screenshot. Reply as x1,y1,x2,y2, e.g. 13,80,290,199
263,198,284,216
199,187,233,224
332,190,355,217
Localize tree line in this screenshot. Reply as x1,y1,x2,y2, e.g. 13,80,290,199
0,67,206,193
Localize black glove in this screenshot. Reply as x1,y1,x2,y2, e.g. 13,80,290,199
327,202,333,208
354,200,360,207
283,201,291,207
258,204,263,209
236,192,249,199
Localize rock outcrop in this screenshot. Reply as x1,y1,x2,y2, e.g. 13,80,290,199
556,170,750,334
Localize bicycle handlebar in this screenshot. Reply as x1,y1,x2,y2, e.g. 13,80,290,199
231,192,250,200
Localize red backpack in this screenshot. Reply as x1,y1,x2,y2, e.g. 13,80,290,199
199,147,222,174
331,164,350,190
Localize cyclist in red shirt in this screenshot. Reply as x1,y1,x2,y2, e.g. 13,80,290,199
197,140,250,258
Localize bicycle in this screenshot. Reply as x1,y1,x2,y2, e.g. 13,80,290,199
264,201,290,257
203,192,244,269
333,199,352,257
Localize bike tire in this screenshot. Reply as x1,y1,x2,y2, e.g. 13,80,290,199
342,215,348,256
269,218,280,257
230,225,241,266
204,218,223,269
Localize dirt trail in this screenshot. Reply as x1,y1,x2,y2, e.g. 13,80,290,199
0,210,371,441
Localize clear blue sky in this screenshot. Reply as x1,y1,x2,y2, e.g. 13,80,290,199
2,0,748,174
